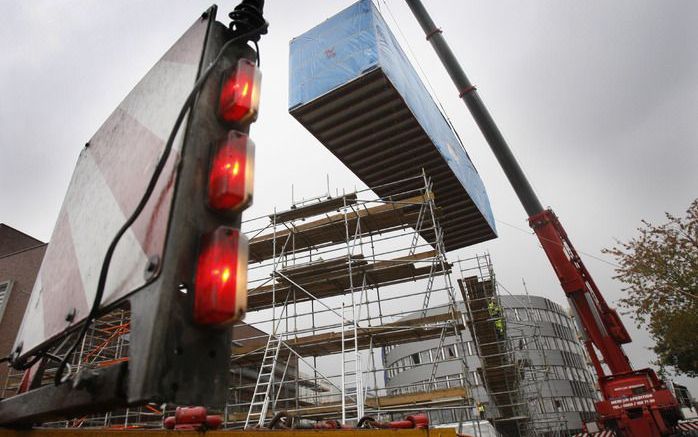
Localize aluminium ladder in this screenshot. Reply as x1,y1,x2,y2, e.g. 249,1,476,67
340,302,364,424
244,334,282,428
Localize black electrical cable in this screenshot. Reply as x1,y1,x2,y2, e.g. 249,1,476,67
253,40,261,66
6,330,74,371
229,0,268,42
51,23,266,386
229,0,268,66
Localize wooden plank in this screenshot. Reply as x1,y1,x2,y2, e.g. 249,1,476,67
366,387,468,408
232,312,463,362
246,251,446,311
225,387,469,421
271,193,358,223
248,193,433,262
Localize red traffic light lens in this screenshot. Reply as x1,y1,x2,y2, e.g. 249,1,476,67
194,227,248,326
208,131,254,212
219,58,261,123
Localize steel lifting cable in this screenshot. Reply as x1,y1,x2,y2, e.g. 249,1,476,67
378,0,463,146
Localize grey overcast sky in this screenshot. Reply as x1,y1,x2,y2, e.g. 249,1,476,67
1,1,696,392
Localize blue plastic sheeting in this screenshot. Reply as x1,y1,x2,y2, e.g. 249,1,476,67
289,0,496,239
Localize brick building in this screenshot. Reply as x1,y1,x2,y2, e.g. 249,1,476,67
0,224,47,386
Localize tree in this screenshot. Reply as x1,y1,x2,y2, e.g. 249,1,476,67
604,199,698,377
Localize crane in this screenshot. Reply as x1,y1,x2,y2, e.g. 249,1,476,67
403,1,683,435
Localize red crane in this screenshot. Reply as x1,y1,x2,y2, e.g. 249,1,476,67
404,1,683,435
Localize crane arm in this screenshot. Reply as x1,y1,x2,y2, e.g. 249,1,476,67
403,0,632,375
402,3,683,433
529,208,632,375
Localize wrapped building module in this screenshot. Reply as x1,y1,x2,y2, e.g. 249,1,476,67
289,0,496,250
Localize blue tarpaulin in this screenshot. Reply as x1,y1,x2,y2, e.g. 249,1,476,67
289,0,496,248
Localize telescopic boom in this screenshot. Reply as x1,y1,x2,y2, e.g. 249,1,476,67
404,1,682,435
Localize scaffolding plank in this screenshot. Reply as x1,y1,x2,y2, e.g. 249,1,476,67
232,312,463,364
225,387,468,421
247,251,445,311
271,193,358,223
248,193,433,262
460,277,524,424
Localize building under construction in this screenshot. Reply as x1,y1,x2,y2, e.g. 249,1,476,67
1,175,480,430
1,175,598,436
228,174,480,429
380,252,598,437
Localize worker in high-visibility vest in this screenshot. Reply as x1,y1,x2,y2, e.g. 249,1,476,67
477,402,486,419
487,299,502,318
495,318,506,338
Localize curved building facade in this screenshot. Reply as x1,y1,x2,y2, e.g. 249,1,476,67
382,295,598,435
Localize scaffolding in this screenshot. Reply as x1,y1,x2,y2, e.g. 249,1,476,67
2,174,485,432
227,174,481,431
507,292,570,437
458,253,529,436
2,306,168,429
457,254,572,437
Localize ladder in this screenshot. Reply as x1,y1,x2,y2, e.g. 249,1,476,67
244,334,282,428
340,302,364,424
427,324,450,390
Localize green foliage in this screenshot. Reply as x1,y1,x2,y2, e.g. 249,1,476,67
604,199,698,377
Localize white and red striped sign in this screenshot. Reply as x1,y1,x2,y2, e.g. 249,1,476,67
573,431,616,437
575,420,698,435
13,16,209,359
677,420,698,431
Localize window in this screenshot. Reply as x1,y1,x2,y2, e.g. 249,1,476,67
441,409,455,424
544,399,554,412
411,353,421,365
554,399,563,412
0,280,14,323
519,309,529,321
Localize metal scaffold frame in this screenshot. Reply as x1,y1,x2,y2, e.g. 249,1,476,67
2,307,168,429
456,254,571,437
458,253,529,436
3,174,485,432
459,254,533,436
227,173,481,431
505,292,570,437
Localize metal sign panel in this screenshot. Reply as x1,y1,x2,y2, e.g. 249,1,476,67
13,16,209,359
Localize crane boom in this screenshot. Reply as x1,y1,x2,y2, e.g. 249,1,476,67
403,0,630,373
404,1,682,435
